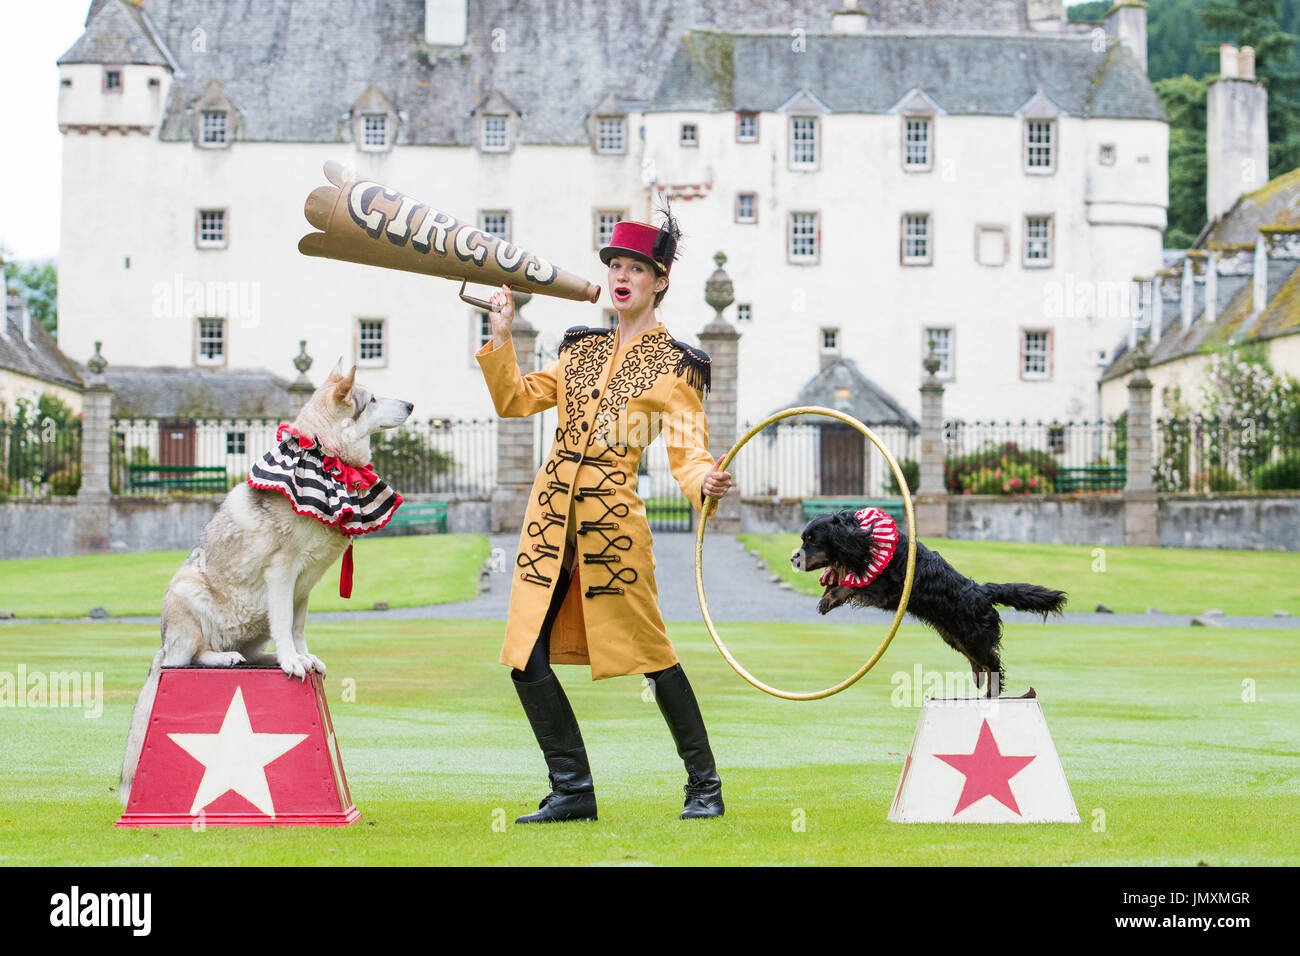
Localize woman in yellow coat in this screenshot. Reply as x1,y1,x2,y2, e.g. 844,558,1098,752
476,216,733,822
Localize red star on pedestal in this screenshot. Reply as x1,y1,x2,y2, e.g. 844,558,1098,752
934,718,1037,816
168,687,308,817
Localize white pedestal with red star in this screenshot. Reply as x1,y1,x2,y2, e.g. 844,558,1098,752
116,667,360,827
888,696,1079,824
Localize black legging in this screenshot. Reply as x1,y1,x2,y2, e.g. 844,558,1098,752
512,564,669,684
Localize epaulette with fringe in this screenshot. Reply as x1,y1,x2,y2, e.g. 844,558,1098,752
669,339,711,395
558,325,614,353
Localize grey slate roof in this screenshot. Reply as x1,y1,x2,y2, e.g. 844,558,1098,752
145,0,698,145
1102,169,1300,382
58,0,171,68
61,1,1162,145
105,367,296,418
0,295,84,393
692,0,1031,33
656,31,1164,119
1202,168,1300,243
778,358,920,429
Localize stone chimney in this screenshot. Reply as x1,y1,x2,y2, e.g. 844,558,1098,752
1254,233,1268,313
831,0,868,34
1026,0,1066,32
1207,44,1269,223
1,292,14,341
1105,3,1149,74
425,0,467,47
12,295,32,343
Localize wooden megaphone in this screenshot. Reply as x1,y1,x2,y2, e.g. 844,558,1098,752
298,161,601,311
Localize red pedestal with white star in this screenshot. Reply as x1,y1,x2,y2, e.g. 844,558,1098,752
116,667,360,828
888,696,1079,824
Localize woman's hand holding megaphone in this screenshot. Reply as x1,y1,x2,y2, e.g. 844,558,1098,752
488,284,515,348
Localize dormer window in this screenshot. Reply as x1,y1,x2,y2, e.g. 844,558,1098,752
790,116,818,168
103,68,122,92
470,92,520,154
1025,119,1056,173
596,116,627,154
482,114,509,151
361,114,389,150
192,80,239,149
349,84,399,154
201,111,228,146
903,116,932,171
736,111,758,142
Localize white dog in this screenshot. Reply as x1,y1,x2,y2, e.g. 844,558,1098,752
119,364,412,803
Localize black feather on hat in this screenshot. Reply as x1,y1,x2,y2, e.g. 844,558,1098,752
652,195,683,275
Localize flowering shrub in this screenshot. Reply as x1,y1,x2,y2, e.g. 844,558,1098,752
1203,346,1299,478
946,442,1056,495
1156,348,1300,491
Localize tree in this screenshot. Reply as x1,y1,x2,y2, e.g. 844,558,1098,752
1,248,58,337
1155,74,1209,247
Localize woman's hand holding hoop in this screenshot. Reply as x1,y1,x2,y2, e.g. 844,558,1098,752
702,455,733,499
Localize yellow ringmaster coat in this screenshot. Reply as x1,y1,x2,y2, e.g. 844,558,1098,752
477,323,717,679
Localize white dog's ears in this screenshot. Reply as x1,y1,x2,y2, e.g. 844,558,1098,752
323,357,347,384
332,365,356,395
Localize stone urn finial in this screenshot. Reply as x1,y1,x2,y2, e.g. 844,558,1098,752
923,338,941,378
86,341,108,376
705,251,734,318
293,340,313,376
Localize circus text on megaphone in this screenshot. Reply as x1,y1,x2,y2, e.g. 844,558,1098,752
345,181,558,285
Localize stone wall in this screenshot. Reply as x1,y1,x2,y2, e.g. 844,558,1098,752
739,493,1300,551
1,493,494,559
1158,493,1300,551
0,498,79,558
947,495,1126,546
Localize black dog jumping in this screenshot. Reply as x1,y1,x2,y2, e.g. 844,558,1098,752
791,509,1066,697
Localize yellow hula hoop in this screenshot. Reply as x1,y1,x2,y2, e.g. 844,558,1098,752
693,406,917,701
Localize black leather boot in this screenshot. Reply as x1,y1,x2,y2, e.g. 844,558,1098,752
650,664,724,819
512,672,598,823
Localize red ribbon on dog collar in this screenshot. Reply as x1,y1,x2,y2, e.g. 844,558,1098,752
276,423,315,449
340,541,354,599
321,456,379,492
818,507,899,589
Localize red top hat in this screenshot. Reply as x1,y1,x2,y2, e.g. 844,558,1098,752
600,220,676,276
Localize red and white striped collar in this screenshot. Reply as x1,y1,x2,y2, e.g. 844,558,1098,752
817,507,900,589
275,423,378,492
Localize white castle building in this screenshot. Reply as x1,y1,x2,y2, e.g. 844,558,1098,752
56,0,1167,426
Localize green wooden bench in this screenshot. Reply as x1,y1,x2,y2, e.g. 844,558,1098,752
383,500,448,534
1055,466,1126,493
802,497,905,526
128,465,228,492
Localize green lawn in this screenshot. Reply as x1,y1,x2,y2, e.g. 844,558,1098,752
0,535,489,618
741,534,1300,617
0,616,1296,865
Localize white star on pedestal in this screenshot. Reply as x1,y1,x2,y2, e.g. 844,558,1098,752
168,686,308,817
